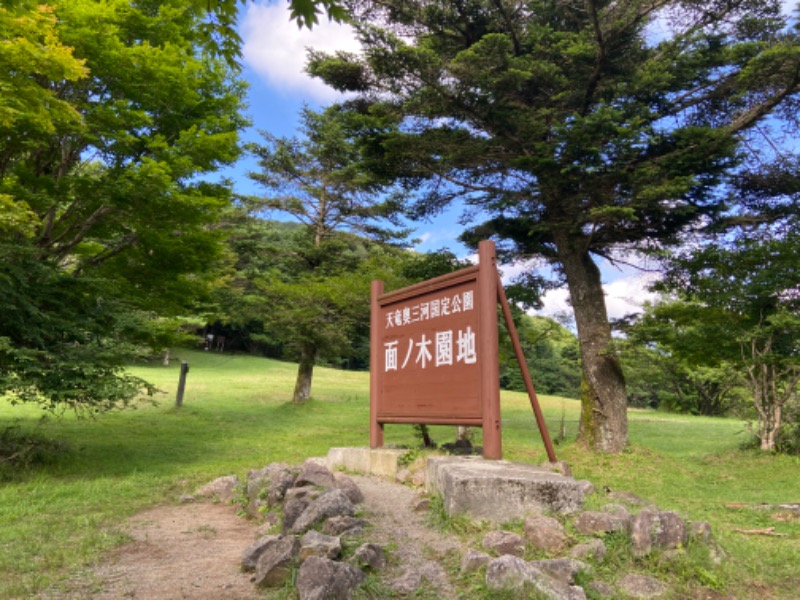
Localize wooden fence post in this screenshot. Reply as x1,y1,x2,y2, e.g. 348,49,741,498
176,360,189,408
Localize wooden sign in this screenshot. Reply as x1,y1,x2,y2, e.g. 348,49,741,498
370,241,502,458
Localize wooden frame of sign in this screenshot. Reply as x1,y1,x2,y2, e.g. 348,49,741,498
370,240,557,461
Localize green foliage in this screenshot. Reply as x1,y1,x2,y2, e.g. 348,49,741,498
0,422,69,479
0,0,247,412
0,245,158,412
499,314,581,399
1,352,800,597
308,0,800,451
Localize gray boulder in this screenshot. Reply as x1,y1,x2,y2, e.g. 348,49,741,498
246,463,297,510
482,530,526,557
285,486,323,503
460,549,491,573
630,509,687,557
242,534,282,571
690,520,712,544
291,489,356,534
523,514,569,553
296,555,364,600
351,543,386,570
195,475,238,503
295,460,337,489
282,496,312,532
570,538,606,562
253,535,299,588
485,555,586,599
485,555,538,591
322,515,368,537
617,573,669,599
299,530,341,561
389,570,422,595
334,473,365,504
530,558,589,584
573,510,631,536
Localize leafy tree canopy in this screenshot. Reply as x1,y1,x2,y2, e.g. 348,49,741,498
307,0,800,452
0,0,247,412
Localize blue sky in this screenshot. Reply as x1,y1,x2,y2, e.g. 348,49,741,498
222,1,797,321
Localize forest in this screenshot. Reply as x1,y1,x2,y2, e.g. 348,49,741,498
1,0,799,455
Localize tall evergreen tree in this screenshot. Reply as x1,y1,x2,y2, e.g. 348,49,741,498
246,106,407,402
308,0,800,452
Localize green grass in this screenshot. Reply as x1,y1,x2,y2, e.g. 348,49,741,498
1,349,799,598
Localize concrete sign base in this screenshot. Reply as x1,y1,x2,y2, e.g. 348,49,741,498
426,456,595,524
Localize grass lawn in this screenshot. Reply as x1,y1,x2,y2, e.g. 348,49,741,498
1,349,799,598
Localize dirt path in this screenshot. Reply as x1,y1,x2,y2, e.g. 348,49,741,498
62,474,464,599
82,503,263,600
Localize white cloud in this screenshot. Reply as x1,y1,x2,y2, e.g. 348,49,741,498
241,2,360,103
535,272,659,325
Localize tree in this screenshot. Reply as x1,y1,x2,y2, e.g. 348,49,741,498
619,301,749,416
656,152,800,448
0,0,246,412
499,314,581,399
308,0,800,452
199,0,348,64
245,106,407,402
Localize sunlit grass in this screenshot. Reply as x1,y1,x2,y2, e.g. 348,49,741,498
1,349,798,598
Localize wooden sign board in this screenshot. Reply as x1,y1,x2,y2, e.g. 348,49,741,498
370,241,502,458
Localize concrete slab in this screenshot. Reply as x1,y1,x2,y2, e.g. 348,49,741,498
326,447,407,479
427,456,594,523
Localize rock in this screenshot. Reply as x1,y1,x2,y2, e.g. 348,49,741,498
351,543,386,570
395,468,411,484
285,486,323,503
256,512,281,534
427,457,591,523
266,466,298,506
195,475,239,503
178,494,196,504
253,535,299,588
485,555,585,599
246,463,296,509
617,573,669,599
322,515,368,537
460,549,490,573
485,555,537,591
412,497,430,512
540,460,573,477
333,473,364,504
569,538,606,562
630,509,687,557
482,530,526,557
588,581,616,598
524,514,569,553
299,530,341,561
601,503,631,516
291,489,355,534
242,534,284,572
531,558,590,584
410,469,426,487
296,555,364,600
390,569,422,595
296,460,336,489
282,496,312,532
690,520,713,544
607,490,650,506
573,510,631,536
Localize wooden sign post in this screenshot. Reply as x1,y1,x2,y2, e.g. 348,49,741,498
370,240,501,457
371,240,556,461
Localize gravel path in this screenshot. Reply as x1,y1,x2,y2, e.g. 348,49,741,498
58,474,465,599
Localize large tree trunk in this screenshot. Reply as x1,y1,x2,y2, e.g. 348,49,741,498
555,233,628,453
292,345,316,403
